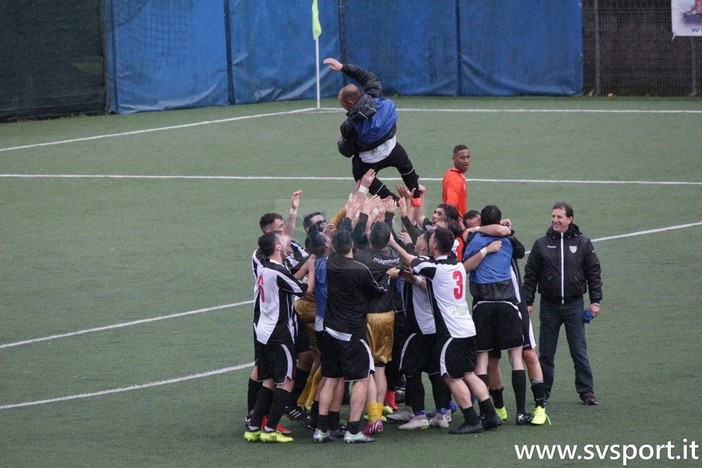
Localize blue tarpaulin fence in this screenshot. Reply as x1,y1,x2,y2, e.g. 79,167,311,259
105,0,583,114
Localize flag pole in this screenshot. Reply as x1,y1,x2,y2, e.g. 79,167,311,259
312,0,322,109
316,38,321,109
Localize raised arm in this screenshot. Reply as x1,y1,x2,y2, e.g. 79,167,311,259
388,234,417,267
284,190,303,236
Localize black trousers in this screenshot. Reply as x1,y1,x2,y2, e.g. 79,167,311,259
351,142,419,200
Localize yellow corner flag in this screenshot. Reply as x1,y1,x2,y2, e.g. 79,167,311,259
312,0,322,40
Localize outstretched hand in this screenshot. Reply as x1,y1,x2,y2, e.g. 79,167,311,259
382,197,397,214
362,195,382,215
395,184,412,199
323,58,343,71
290,190,302,210
361,169,376,189
345,193,361,221
397,231,412,245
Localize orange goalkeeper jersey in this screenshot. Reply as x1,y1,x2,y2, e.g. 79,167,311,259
442,166,467,217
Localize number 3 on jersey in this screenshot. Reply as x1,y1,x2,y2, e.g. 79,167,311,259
452,270,464,299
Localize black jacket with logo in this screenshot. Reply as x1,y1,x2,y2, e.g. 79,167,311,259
522,223,602,306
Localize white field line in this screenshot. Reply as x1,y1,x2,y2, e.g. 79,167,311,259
590,221,702,242
1,221,701,410
0,363,254,410
0,108,316,153
1,174,700,186
0,301,253,350
1,106,700,154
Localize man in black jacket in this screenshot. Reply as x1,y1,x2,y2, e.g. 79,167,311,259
323,58,420,203
314,229,399,443
522,202,603,406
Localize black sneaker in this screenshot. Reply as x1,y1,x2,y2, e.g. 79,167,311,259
516,412,533,425
395,386,406,404
244,410,253,428
449,421,484,435
302,414,316,430
330,425,347,439
481,413,501,430
285,406,309,422
580,392,598,405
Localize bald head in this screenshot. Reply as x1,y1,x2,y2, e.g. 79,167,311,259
338,84,362,110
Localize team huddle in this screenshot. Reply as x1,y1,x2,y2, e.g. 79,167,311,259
243,61,603,444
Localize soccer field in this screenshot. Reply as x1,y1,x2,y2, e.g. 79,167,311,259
1,97,701,467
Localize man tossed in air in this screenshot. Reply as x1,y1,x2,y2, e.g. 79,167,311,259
324,58,421,205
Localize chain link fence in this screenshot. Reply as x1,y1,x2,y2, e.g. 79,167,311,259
583,0,702,96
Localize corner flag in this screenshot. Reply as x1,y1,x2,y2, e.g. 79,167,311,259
312,0,322,40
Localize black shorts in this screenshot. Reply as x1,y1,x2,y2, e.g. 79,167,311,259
315,330,326,358
519,302,536,350
252,327,263,363
253,338,265,365
439,336,477,380
399,332,440,376
488,302,535,358
256,340,296,385
321,330,374,382
472,301,524,352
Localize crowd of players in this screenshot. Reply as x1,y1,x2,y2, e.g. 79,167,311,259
244,168,551,444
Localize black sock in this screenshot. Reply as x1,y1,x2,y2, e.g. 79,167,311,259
461,406,480,425
478,397,496,417
247,378,262,413
309,400,320,428
512,370,527,414
250,386,274,429
531,379,546,408
290,368,310,405
317,414,329,432
264,388,291,431
489,386,505,408
347,420,361,435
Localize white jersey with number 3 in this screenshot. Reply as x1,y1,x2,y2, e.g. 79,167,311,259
412,255,475,338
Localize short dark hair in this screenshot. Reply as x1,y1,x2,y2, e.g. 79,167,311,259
553,202,574,218
463,210,480,224
259,213,282,232
258,231,280,257
332,229,353,255
432,227,455,255
480,205,502,226
447,220,463,238
370,221,391,248
453,144,468,155
437,204,460,222
303,211,325,233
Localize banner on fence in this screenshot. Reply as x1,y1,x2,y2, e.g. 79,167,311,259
671,0,702,36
